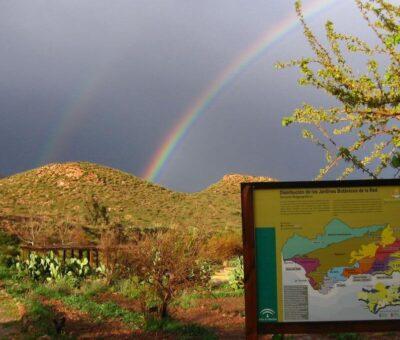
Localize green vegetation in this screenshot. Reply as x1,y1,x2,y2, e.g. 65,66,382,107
279,0,400,179
144,318,217,340
0,256,228,338
0,165,252,337
228,256,244,291
15,252,94,282
0,228,242,338
126,227,213,319
0,162,273,233
0,229,19,266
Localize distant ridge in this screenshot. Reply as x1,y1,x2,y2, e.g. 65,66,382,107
0,162,275,230
204,173,274,195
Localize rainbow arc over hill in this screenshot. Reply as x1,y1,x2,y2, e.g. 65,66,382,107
143,0,342,182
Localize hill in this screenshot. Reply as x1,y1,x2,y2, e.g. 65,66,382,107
0,162,274,230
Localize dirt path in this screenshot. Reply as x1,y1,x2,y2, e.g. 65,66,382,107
0,288,24,339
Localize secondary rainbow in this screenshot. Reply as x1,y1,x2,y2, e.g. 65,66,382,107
38,72,103,165
143,0,343,182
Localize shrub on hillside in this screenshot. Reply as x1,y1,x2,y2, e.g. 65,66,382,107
4,218,50,247
4,215,90,247
0,229,19,266
201,232,242,263
85,194,110,226
98,224,131,284
50,221,90,247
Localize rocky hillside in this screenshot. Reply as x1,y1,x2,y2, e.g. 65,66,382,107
0,162,274,230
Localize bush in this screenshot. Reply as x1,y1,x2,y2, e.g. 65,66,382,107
44,276,77,296
128,227,212,319
202,232,242,263
98,224,131,284
0,229,19,266
228,256,244,291
115,276,142,299
79,278,108,297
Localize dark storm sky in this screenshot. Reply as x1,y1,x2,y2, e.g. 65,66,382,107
0,1,371,191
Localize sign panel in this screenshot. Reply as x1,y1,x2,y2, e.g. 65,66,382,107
241,180,400,337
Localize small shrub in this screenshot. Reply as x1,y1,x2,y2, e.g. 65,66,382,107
129,227,211,319
34,284,64,299
0,265,12,281
80,278,108,297
172,290,202,309
99,225,130,284
202,232,242,263
48,276,77,295
209,285,244,298
115,276,142,299
85,194,110,226
228,256,244,291
0,229,19,267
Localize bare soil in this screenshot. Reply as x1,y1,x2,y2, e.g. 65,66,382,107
96,292,245,339
96,293,400,340
170,296,245,339
40,297,176,339
3,289,400,339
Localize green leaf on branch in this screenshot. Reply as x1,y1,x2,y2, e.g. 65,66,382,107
391,155,400,168
338,147,351,159
281,117,294,127
277,0,400,180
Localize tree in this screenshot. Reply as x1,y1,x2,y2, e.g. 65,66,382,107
278,0,400,179
5,217,48,246
85,194,110,226
128,227,211,319
52,219,89,246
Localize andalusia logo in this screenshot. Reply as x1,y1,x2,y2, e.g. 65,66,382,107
259,307,277,321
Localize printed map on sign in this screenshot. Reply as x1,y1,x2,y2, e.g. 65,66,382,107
254,185,400,323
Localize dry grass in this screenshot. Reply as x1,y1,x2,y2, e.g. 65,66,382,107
201,233,243,263
0,162,274,233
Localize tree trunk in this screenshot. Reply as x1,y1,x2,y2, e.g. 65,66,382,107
160,300,168,318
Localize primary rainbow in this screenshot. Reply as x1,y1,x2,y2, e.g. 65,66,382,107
143,0,343,182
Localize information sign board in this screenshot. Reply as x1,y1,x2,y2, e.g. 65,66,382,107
241,180,400,338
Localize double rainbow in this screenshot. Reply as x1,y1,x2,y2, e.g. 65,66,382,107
38,1,343,179
143,0,342,182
